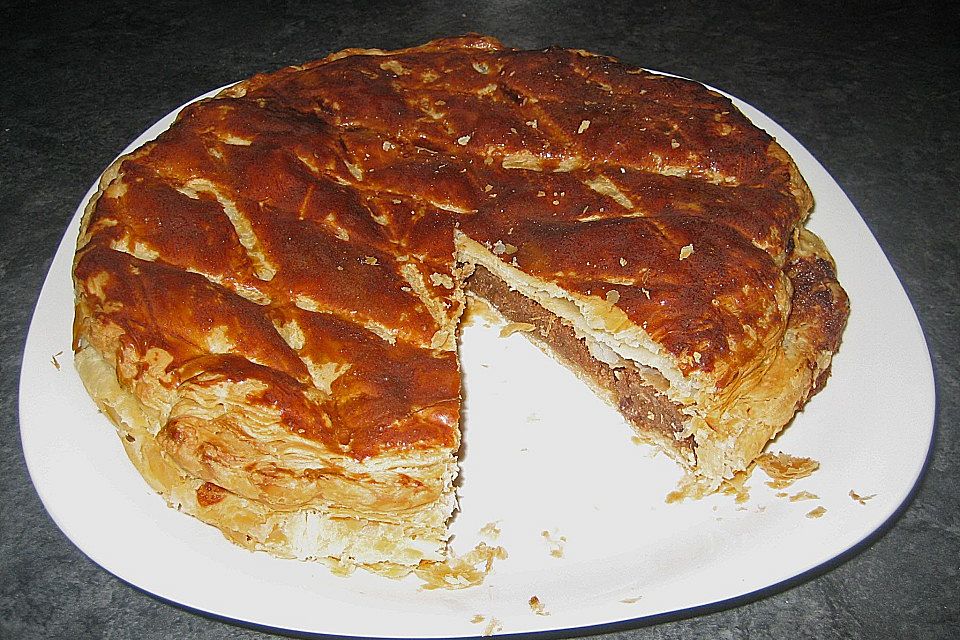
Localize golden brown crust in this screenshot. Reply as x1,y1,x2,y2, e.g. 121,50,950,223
73,35,848,565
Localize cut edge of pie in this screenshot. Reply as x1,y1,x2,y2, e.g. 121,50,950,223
456,224,847,486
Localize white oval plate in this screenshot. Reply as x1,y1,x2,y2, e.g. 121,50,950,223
20,82,934,638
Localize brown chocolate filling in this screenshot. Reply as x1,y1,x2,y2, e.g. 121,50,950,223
467,266,695,461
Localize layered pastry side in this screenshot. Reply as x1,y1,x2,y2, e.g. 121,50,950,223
72,35,849,573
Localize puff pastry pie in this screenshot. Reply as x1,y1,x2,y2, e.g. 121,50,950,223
72,35,849,572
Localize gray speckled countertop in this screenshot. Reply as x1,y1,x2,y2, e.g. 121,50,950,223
2,1,957,638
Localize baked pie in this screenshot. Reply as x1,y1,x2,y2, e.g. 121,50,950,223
72,35,849,572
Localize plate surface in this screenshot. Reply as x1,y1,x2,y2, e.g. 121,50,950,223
20,82,934,638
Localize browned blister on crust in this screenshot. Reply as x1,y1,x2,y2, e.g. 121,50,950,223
73,35,848,571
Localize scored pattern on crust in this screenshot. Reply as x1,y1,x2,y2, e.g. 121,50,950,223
72,35,848,564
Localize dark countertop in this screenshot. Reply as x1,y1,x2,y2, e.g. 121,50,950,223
2,1,956,638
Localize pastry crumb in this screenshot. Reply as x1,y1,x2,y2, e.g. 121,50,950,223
462,295,499,327
666,473,711,503
668,462,759,504
479,521,501,541
414,542,508,590
849,490,876,505
806,506,827,519
541,529,567,558
577,119,591,134
51,351,63,370
719,465,755,504
667,452,819,503
528,595,549,615
756,452,819,489
620,595,643,604
323,556,358,577
429,272,454,289
679,244,694,260
379,59,409,75
482,617,502,636
469,614,501,636
499,322,535,337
